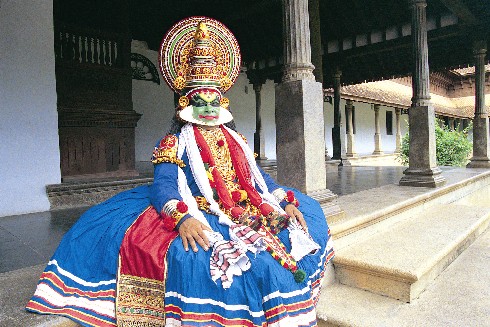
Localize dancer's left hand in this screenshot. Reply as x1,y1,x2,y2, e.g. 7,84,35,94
285,204,307,231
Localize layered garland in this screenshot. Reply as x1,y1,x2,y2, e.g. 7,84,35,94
192,125,306,281
171,123,319,284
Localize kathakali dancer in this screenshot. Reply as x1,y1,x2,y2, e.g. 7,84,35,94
26,16,334,327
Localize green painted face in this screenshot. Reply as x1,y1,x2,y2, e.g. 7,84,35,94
191,92,221,124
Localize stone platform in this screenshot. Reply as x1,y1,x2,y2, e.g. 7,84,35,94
317,168,490,326
317,228,490,327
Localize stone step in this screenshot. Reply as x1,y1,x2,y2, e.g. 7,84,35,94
47,178,153,210
317,228,490,327
330,170,490,250
333,202,490,302
309,188,345,221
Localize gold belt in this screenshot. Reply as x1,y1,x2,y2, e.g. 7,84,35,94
194,196,211,213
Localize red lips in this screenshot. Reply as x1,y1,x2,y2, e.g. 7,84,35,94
199,115,218,120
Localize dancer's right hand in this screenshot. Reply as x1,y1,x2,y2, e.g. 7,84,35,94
178,218,211,252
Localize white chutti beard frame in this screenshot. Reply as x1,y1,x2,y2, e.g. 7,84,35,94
178,105,233,126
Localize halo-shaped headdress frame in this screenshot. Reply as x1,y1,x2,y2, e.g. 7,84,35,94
159,16,241,95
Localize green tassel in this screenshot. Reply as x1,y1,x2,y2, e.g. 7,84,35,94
293,269,306,283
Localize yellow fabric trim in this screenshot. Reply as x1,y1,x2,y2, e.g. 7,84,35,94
151,155,186,167
151,135,186,167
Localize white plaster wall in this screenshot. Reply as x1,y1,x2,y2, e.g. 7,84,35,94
0,0,61,217
323,100,335,157
323,100,409,155
381,106,395,152
226,76,277,160
351,101,375,154
259,80,277,160
225,74,256,148
131,43,175,163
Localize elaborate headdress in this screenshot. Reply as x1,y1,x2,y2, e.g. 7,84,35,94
159,17,241,125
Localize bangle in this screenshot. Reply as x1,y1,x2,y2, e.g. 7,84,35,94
162,200,189,230
280,190,299,209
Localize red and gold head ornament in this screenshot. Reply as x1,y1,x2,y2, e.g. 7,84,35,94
159,17,241,112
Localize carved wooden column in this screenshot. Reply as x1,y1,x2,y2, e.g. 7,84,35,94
395,108,403,153
308,0,323,84
399,0,445,187
275,0,326,193
253,82,268,161
373,104,384,155
332,70,342,160
467,41,490,168
247,69,268,161
345,100,357,157
449,118,455,130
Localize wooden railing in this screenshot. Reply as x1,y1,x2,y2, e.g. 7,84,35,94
54,23,125,67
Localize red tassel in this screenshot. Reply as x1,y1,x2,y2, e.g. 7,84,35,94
286,190,295,203
231,206,245,219
176,201,188,213
259,203,274,216
161,213,177,230
231,191,242,202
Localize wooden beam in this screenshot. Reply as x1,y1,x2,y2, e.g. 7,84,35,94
439,0,479,25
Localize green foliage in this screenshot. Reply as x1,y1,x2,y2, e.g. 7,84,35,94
398,131,410,166
397,120,473,167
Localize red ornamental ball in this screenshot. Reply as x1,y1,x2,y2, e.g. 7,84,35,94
176,201,188,213
230,206,245,219
217,139,225,147
162,215,177,231
259,203,274,216
231,191,242,202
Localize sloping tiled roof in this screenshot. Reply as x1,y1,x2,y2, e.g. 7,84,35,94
326,80,489,118
451,64,490,76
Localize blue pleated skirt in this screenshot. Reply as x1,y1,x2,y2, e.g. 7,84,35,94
27,185,334,327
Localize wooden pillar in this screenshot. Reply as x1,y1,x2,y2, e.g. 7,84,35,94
331,70,342,160
308,0,323,84
345,100,357,157
399,0,445,187
275,0,327,193
395,108,403,153
467,40,490,168
253,82,268,160
373,104,384,155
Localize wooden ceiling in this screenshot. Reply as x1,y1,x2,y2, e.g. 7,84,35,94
57,0,490,88
320,0,490,87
